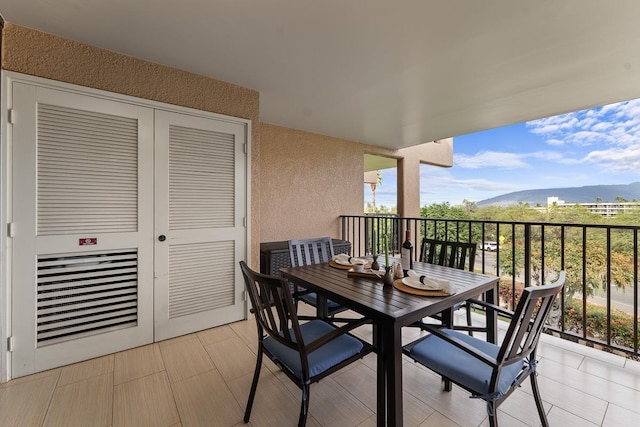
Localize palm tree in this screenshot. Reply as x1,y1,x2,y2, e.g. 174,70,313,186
370,171,382,212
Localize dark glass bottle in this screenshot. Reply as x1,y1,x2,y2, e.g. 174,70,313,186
401,229,413,275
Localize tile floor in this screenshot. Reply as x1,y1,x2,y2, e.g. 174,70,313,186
1,307,640,427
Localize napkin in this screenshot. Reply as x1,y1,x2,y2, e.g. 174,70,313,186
332,254,367,265
406,270,452,293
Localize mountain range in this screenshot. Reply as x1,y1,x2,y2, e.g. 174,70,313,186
477,182,640,207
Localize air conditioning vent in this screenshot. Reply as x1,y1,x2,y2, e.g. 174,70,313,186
37,249,138,346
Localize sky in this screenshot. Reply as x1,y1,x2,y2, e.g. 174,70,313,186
366,98,640,208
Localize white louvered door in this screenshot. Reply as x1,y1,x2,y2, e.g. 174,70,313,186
153,110,246,341
11,83,155,377
8,76,248,378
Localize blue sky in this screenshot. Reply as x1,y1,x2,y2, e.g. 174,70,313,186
366,98,640,208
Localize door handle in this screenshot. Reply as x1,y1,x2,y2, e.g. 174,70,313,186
158,235,166,242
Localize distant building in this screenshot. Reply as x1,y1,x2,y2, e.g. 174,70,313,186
539,196,640,217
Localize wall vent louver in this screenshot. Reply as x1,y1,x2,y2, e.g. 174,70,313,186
37,250,138,346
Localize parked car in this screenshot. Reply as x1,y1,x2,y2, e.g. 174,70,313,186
482,241,498,251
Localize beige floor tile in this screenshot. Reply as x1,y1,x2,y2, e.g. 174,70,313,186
228,370,321,427
401,362,487,427
160,337,215,383
478,410,531,427
603,403,640,427
547,405,600,427
172,369,244,427
306,376,374,426
229,320,259,354
538,339,585,369
0,367,61,389
3,317,640,427
205,336,259,382
535,375,607,425
113,371,179,427
158,333,198,348
58,353,114,386
0,374,58,426
44,372,113,427
114,343,165,385
418,411,463,427
540,356,640,414
579,356,640,391
197,324,239,346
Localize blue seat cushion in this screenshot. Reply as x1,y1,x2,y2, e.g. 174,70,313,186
410,328,524,398
299,292,342,310
263,319,364,379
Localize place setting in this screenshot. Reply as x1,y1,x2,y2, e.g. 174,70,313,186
393,270,455,296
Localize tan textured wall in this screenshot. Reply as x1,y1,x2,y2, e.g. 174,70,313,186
1,23,262,267
260,124,364,242
259,125,453,242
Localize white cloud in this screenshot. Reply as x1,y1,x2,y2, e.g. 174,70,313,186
527,99,640,149
454,151,529,169
546,138,564,146
583,145,640,172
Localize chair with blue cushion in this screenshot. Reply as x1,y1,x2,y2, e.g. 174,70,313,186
417,238,480,334
288,237,347,317
403,271,565,427
239,261,373,427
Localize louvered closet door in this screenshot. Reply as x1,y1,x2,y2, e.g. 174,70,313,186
153,110,246,340
11,83,155,377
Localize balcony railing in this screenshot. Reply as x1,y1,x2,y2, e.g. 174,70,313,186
340,214,640,357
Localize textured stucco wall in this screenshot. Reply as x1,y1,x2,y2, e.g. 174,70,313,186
259,125,453,242
1,23,262,268
260,124,364,242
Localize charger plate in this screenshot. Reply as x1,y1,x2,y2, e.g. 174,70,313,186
393,279,454,296
329,260,371,270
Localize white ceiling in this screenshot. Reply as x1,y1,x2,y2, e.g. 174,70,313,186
3,1,640,149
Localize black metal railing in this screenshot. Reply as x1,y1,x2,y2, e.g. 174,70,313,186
341,214,640,357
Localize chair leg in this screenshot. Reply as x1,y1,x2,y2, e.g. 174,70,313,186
465,302,474,336
244,345,264,423
488,401,498,427
530,373,549,427
298,382,310,427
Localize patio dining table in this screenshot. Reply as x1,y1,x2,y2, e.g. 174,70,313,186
280,260,499,427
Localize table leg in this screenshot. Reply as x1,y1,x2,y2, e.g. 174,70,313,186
485,284,498,343
316,295,329,319
381,321,403,426
373,323,386,426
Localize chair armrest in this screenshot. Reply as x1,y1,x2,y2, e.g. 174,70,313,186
466,298,515,318
304,318,371,353
416,323,499,368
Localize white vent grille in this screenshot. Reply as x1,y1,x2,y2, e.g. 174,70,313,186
168,241,235,318
37,250,138,346
37,103,138,235
169,125,235,230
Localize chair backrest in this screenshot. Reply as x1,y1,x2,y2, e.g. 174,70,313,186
419,238,476,271
288,237,335,267
239,261,305,354
497,271,565,371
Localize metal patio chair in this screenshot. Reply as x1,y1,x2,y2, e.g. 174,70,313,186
403,271,565,427
288,237,347,317
239,261,373,427
417,238,481,334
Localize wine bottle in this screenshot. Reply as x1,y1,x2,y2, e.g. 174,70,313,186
400,229,413,276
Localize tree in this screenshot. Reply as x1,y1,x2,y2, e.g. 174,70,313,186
369,171,382,211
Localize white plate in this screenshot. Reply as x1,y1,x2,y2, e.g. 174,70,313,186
402,277,442,291
334,259,353,266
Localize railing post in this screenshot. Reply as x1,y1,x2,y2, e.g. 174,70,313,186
524,223,531,288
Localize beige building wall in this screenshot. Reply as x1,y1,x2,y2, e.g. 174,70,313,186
1,23,263,267
1,23,454,258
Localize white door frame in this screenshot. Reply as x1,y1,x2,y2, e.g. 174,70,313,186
0,71,251,382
